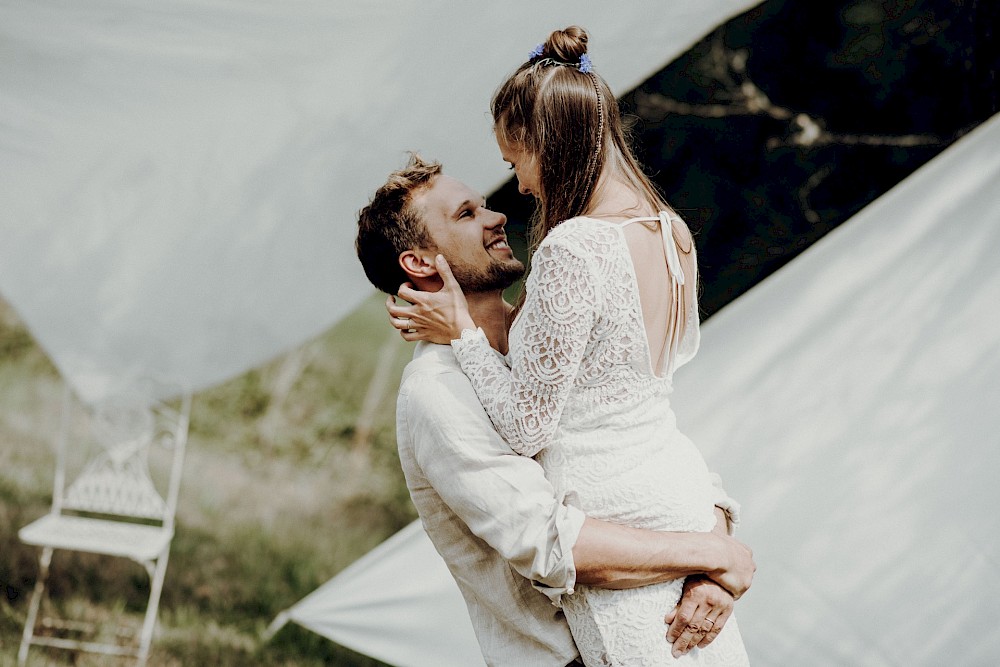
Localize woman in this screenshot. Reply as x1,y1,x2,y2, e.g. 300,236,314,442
390,27,750,665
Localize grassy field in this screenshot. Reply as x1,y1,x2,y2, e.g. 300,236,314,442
0,294,417,666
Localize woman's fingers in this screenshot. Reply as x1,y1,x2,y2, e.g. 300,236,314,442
399,328,424,342
697,607,732,648
386,301,413,320
669,605,711,657
396,281,422,305
434,254,458,289
386,261,473,344
667,577,735,656
386,296,414,324
386,293,421,338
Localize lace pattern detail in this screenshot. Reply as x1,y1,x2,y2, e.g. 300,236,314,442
452,218,699,458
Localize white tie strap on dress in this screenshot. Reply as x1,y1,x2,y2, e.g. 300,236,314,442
622,210,689,376
660,209,687,286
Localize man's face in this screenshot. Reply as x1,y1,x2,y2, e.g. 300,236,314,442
412,175,524,292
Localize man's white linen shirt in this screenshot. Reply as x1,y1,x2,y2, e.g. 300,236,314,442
396,341,587,667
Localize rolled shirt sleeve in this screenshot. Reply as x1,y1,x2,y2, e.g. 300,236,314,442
400,361,586,601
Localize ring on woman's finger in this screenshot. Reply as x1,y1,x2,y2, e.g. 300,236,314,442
402,318,413,329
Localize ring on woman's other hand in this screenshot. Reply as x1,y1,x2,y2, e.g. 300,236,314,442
403,318,412,329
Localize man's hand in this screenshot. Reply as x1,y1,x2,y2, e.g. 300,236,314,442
706,532,755,599
666,576,734,657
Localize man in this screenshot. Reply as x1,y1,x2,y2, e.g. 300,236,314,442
356,155,754,666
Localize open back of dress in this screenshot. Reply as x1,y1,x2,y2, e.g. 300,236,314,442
619,210,699,378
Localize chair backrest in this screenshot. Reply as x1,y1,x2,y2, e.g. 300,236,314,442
53,380,191,528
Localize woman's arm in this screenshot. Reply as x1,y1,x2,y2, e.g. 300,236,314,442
392,240,600,457
452,241,599,455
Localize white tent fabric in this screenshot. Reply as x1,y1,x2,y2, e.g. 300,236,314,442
671,112,1000,665
267,520,485,667
281,115,1000,666
0,0,762,403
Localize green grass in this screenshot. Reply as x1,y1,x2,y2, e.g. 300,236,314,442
0,293,418,666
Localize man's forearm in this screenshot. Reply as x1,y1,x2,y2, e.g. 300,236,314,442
572,514,755,598
573,518,728,590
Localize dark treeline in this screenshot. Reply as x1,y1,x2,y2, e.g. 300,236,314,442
489,0,999,319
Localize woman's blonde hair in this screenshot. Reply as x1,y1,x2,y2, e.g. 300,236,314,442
491,25,670,254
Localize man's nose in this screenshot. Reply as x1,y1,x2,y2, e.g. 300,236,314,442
486,209,507,229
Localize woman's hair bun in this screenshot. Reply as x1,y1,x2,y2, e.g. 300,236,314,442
543,25,589,64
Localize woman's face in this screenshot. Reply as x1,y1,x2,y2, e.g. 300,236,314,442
497,137,541,200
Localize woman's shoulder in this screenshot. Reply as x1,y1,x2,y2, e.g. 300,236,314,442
542,216,621,248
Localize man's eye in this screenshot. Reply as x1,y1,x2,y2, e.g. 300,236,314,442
459,209,473,218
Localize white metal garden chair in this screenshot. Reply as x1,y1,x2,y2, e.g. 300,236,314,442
17,380,191,666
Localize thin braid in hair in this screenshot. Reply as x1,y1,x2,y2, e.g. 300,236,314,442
579,71,605,212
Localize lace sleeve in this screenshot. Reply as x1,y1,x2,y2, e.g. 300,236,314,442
452,238,601,457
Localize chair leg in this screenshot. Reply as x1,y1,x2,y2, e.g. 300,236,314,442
18,546,54,667
136,550,170,667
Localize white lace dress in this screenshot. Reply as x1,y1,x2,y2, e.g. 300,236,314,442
452,214,749,666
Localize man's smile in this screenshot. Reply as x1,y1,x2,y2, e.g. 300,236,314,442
486,235,510,252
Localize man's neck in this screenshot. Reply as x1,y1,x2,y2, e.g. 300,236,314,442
465,291,511,355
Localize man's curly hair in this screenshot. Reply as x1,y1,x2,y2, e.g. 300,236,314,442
356,154,442,294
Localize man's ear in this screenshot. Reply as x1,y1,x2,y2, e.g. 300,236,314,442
398,249,438,281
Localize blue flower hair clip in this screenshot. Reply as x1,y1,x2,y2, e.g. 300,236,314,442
527,43,594,73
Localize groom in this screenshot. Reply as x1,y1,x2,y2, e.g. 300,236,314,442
355,155,754,666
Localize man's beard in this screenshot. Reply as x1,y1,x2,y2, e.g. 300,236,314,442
448,256,525,293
